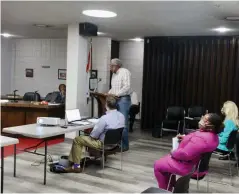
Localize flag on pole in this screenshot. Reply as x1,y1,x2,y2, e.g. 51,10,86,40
86,43,92,73
86,40,92,101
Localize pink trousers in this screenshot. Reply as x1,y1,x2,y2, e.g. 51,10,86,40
154,155,193,191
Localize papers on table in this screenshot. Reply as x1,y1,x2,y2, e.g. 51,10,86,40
48,103,61,106
0,100,9,103
87,118,99,124
71,121,90,125
172,137,179,151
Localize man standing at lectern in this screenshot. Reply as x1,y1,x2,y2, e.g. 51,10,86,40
108,58,131,151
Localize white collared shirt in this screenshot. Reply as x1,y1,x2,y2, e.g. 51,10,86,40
109,67,131,96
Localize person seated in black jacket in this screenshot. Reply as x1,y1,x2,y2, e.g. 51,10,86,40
58,84,66,103
45,84,66,104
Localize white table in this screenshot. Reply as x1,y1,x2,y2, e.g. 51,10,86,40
3,122,95,185
0,136,19,193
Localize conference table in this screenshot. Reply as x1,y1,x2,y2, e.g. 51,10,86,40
2,121,95,185
0,136,19,193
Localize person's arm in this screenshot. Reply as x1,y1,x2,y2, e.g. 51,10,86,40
171,136,207,161
108,88,112,94
116,70,131,96
219,120,237,144
90,117,106,139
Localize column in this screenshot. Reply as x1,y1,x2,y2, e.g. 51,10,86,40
91,37,112,116
65,24,89,139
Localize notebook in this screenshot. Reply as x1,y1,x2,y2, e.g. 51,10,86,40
172,137,179,151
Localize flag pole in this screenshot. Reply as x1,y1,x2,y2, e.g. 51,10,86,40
90,38,94,117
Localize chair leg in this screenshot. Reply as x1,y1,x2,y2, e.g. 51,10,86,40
228,156,233,186
120,141,123,171
197,174,199,190
206,174,209,193
167,174,173,191
82,148,87,172
102,144,105,174
237,161,239,177
177,121,180,134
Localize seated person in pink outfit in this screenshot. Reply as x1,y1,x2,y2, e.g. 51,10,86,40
154,113,224,191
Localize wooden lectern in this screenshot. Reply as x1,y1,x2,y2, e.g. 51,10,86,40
90,92,107,117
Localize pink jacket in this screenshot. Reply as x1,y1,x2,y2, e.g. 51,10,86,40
170,130,219,176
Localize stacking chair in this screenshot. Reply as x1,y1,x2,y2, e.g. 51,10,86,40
212,130,239,185
161,106,185,137
190,152,212,192
142,170,193,193
185,106,207,132
83,128,124,172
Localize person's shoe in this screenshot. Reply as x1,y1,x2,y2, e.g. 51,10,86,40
219,154,235,161
64,164,83,173
129,129,133,133
219,155,229,160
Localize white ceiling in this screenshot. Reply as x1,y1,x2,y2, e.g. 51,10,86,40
1,1,239,40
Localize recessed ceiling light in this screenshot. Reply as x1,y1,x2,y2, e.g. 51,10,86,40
225,16,239,21
33,24,53,28
213,27,231,33
82,10,117,18
130,37,144,42
1,33,13,38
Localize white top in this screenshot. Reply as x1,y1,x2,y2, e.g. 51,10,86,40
0,136,19,147
108,67,131,96
131,92,139,105
3,121,95,139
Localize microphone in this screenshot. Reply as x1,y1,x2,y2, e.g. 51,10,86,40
94,78,102,92
13,90,18,102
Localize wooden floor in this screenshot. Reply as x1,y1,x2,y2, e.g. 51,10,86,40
2,124,239,193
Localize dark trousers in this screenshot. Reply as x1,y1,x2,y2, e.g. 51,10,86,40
236,133,239,161
129,105,140,132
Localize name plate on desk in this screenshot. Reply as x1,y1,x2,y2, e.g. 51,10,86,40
37,117,61,126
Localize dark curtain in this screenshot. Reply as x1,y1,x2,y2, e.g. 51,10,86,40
141,36,239,130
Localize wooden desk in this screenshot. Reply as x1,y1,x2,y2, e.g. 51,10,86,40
1,101,65,131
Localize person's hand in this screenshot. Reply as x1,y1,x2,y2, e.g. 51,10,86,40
107,93,119,99
176,134,185,141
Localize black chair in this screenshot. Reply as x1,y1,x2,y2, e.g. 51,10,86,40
185,106,207,130
83,128,124,172
167,152,212,192
191,152,212,192
23,91,41,101
142,170,193,193
212,130,239,185
161,107,185,137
